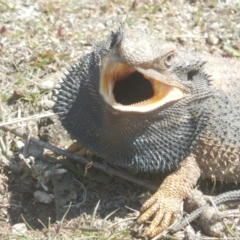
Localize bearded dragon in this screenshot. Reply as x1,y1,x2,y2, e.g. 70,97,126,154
53,25,240,238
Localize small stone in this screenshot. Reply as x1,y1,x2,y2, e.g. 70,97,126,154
232,42,240,50
34,190,54,203
15,140,25,150
39,79,55,91
11,223,28,234
38,99,55,109
206,33,219,45
9,87,28,101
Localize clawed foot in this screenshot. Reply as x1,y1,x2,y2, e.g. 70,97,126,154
137,155,201,238
138,189,182,238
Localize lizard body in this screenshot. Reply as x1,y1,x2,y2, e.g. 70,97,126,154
194,53,240,183
53,26,240,238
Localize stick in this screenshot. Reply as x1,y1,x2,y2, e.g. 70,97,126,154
0,112,55,127
0,125,158,192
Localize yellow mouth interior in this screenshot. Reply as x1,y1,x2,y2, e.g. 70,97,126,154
100,61,185,112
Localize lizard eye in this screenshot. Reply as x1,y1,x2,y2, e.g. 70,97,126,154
164,52,175,68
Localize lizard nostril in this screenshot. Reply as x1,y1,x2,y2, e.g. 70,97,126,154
187,70,199,81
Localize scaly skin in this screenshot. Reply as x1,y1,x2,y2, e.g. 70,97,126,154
138,52,240,237
194,54,240,184
53,26,240,238
138,154,201,237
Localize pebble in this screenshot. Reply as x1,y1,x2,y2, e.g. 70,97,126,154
11,223,28,234
206,33,219,45
34,191,54,204
39,79,55,91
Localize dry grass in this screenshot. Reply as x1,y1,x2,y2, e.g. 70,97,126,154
0,0,240,239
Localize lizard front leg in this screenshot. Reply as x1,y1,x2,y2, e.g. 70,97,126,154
138,154,201,238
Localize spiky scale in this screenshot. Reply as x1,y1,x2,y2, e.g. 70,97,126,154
53,26,240,238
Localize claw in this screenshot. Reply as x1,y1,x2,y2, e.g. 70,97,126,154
138,202,160,223
138,156,201,238
144,225,164,238
143,206,178,237
138,191,181,237
140,194,158,212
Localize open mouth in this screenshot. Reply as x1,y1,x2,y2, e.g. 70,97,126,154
100,60,185,112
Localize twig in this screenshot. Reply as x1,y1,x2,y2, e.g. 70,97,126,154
0,112,55,127
0,125,158,192
151,189,240,240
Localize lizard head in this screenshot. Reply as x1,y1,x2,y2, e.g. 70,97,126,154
99,27,209,113
53,26,212,172
100,27,184,112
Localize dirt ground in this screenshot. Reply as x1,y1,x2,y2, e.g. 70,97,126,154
0,0,240,239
